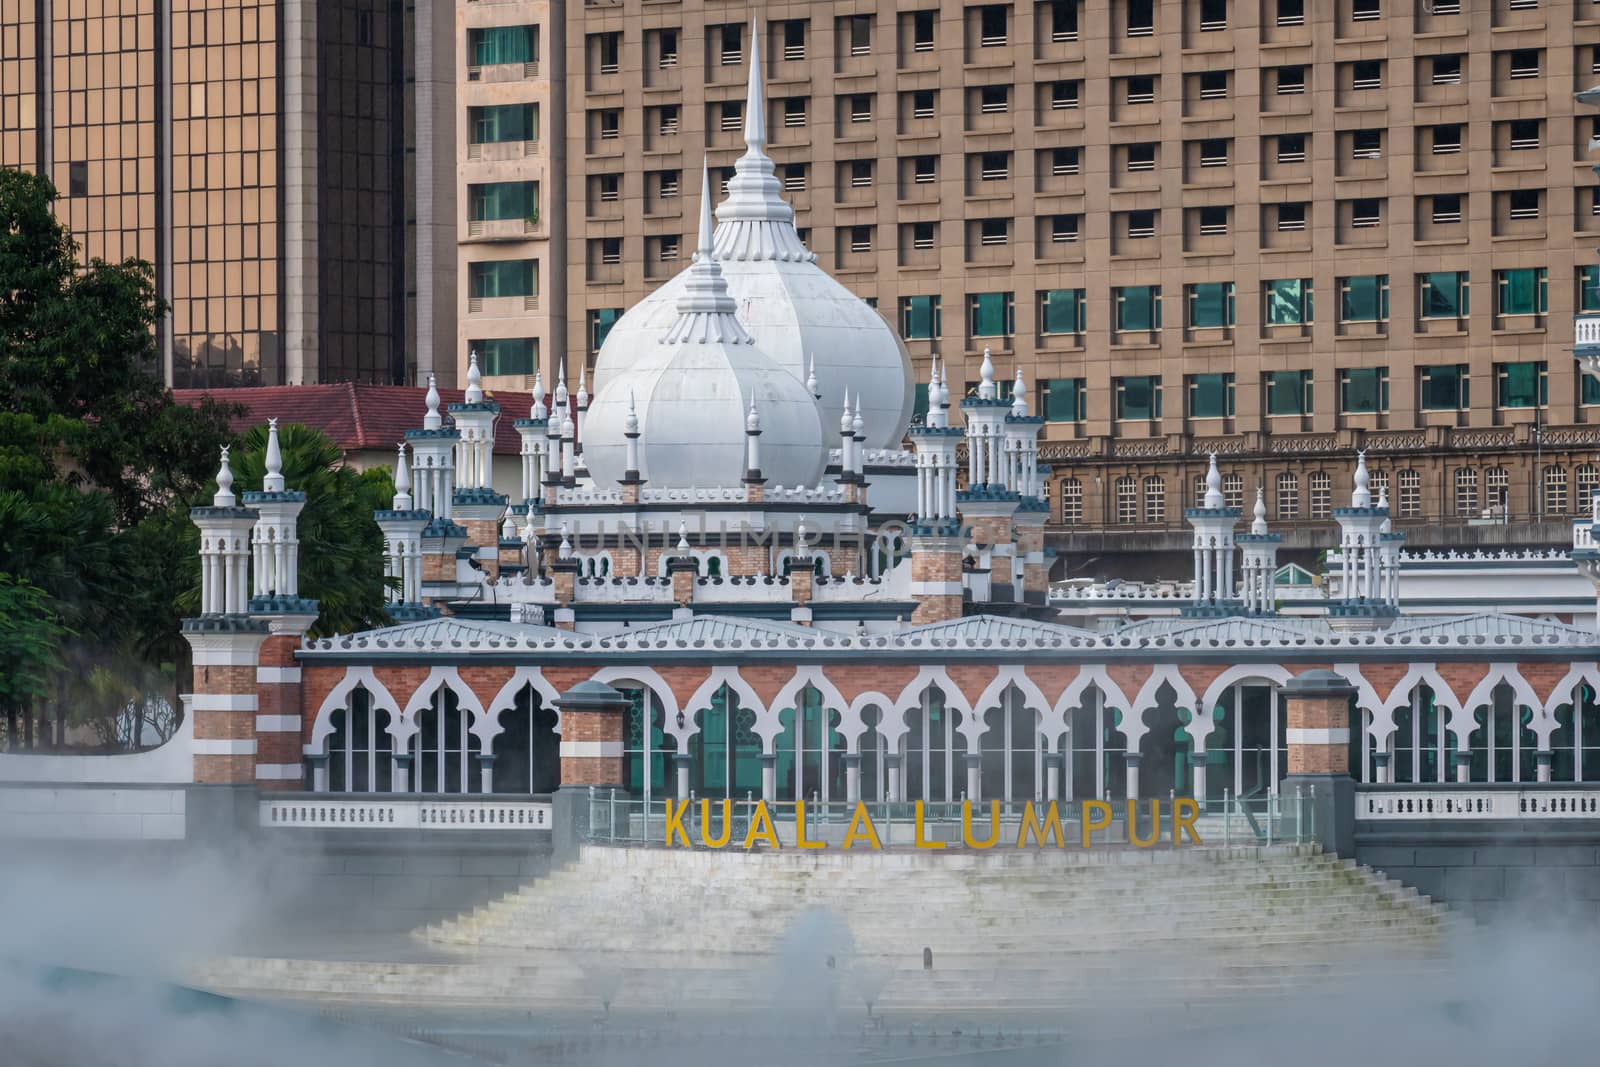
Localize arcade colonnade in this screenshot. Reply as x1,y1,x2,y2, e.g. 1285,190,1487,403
305,661,1600,801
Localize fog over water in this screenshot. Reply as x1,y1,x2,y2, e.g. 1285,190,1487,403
2,842,1598,1067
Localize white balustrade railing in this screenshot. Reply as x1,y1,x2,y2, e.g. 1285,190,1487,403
1575,314,1600,349
261,796,553,830
1356,787,1600,821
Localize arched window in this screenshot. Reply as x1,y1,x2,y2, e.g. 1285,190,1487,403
1275,472,1299,520
1308,471,1332,518
706,556,722,578
775,685,845,802
325,687,393,793
1143,475,1165,524
1115,475,1138,523
1544,465,1569,516
621,684,675,800
978,686,1042,806
1397,469,1421,516
492,684,560,794
1453,467,1478,517
1484,467,1508,515
1577,465,1600,516
411,688,480,794
689,683,761,799
905,687,968,802
1059,478,1083,524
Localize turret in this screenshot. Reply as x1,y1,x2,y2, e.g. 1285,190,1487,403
1330,451,1399,629
514,370,550,505
1236,487,1282,615
406,374,459,520
1181,453,1242,617
375,442,431,611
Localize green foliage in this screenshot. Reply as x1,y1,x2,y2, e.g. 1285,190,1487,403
0,575,72,709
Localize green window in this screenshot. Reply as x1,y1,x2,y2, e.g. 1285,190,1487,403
1496,361,1547,409
588,308,621,352
472,337,537,376
969,292,1014,336
1339,275,1389,322
469,181,539,223
1266,370,1312,416
1584,374,1600,406
1420,364,1469,411
1042,378,1086,421
470,104,538,144
1115,376,1161,420
1581,266,1600,313
1187,283,1235,328
900,295,941,339
1419,272,1468,318
1186,373,1234,418
1114,286,1162,332
913,383,930,423
469,25,536,66
468,259,536,298
1496,268,1548,316
1266,279,1313,325
1340,368,1388,414
1040,288,1086,334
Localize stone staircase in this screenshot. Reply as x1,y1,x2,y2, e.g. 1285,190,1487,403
191,844,1457,1021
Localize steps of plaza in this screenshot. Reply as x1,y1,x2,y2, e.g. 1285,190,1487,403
189,845,1457,1017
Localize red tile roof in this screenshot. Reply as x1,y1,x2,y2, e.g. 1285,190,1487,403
173,383,545,457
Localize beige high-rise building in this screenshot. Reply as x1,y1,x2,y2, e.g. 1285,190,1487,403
513,0,1600,559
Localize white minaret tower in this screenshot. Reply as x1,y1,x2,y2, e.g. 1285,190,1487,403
243,418,307,602
1002,368,1044,497
574,370,591,481
1331,451,1399,629
909,357,962,522
514,370,549,506
745,396,763,484
448,351,501,492
375,442,430,610
191,446,259,615
961,348,1012,489
1236,487,1282,616
625,390,645,485
407,374,459,521
1182,453,1242,616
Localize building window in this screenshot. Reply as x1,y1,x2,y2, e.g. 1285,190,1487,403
589,308,622,353
781,19,806,59
1397,470,1421,516
659,28,679,66
1506,189,1541,220
1351,129,1382,160
900,296,941,339
977,218,1010,245
1483,467,1507,515
598,237,622,265
468,259,536,298
1339,368,1388,414
1060,478,1084,523
1495,361,1547,409
1050,147,1081,176
1127,209,1158,239
1051,81,1080,110
1544,466,1569,516
1431,54,1461,85
1262,278,1312,325
1115,376,1162,420
969,292,1015,337
1128,0,1155,34
469,181,539,222
1275,202,1308,232
912,10,937,51
1275,65,1306,94
1454,467,1479,517
1508,49,1540,79
1114,286,1161,332
1050,0,1080,40
1430,194,1462,225
1126,142,1156,171
1351,60,1382,90
1223,474,1243,509
470,104,538,144
913,156,937,185
979,85,1010,113
1187,282,1235,328
1275,134,1306,164
1043,378,1086,421
1496,268,1548,316
1040,289,1086,334
1585,267,1600,313
1144,476,1166,524
1277,0,1304,23
599,110,622,139
67,161,88,197
979,4,1009,45
1431,124,1462,155
1577,466,1599,513
1116,476,1139,523
1049,215,1080,244
1349,197,1382,228
1187,373,1235,419
1420,364,1469,411
1418,272,1468,319
848,95,873,123
1276,473,1299,521
784,98,809,127
1351,0,1380,20
1339,275,1389,322
472,337,537,377
911,90,936,119
473,25,537,68
848,14,872,54
1309,472,1332,519
1265,370,1313,416
910,222,936,250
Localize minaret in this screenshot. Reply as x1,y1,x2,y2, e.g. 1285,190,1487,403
244,419,307,602
1181,453,1243,617
375,442,432,616
514,370,550,507
446,351,510,569
908,356,966,622
744,396,765,502
407,374,459,521
957,347,1022,605
622,390,646,504
1237,487,1282,616
1003,371,1050,605
1331,451,1399,629
574,370,591,481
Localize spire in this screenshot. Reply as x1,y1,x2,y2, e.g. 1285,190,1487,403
624,389,640,436
806,355,819,398
559,523,573,560
742,16,766,154
796,518,808,553
503,515,518,541
747,396,761,434
577,370,589,409
555,361,568,407
663,160,756,345
978,348,996,400
852,391,864,437
262,417,285,493
1011,369,1028,417
465,350,484,404
423,373,442,430
840,388,853,435
393,442,413,510
1379,487,1392,534
1203,453,1224,509
213,446,236,507
531,368,545,413
1351,450,1371,508
1251,486,1268,534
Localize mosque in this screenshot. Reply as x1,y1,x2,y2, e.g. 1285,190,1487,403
176,38,1600,833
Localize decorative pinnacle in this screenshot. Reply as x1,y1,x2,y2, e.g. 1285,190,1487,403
852,391,864,437
677,521,691,553
424,373,442,430
465,350,484,404
532,369,545,412
979,348,995,399
502,515,517,541
840,388,853,434
577,370,589,408
555,361,568,406
624,389,639,435
262,417,285,493
1252,486,1268,535
213,446,236,507
559,523,573,559
742,16,765,154
1204,453,1224,509
796,518,808,552
806,355,819,398
1351,450,1371,508
393,442,413,510
521,512,537,542
747,396,761,434
1011,369,1028,417
698,158,716,258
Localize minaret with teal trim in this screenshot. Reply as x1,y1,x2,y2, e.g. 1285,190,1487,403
1330,451,1399,630
1237,487,1282,616
958,348,1021,604
1182,453,1242,617
449,350,510,558
908,357,966,622
375,441,436,621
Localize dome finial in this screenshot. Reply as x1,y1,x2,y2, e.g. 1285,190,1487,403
531,368,545,412
213,445,236,507
1011,368,1028,417
979,347,995,399
1378,485,1392,533
393,441,413,510
624,389,639,435
263,417,285,493
806,354,819,397
1203,453,1224,509
677,520,691,553
852,391,864,436
555,360,568,406
577,369,589,408
1351,450,1371,508
559,523,573,560
1252,485,1268,534
743,15,765,155
465,349,484,404
697,158,716,259
664,158,754,343
840,387,853,434
423,372,442,430
747,396,761,433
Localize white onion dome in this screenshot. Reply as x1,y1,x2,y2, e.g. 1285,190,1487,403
590,26,913,450
583,165,826,490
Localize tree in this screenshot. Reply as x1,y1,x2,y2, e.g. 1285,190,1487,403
0,575,71,750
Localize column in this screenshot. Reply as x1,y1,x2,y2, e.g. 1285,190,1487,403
555,681,630,787
965,752,982,803
885,752,903,803
1044,752,1061,802
1281,670,1358,857
844,753,861,803
252,610,318,791
1124,752,1141,801
761,753,777,802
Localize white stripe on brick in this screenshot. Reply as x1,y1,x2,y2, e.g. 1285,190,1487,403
559,740,624,758
257,667,302,684
255,762,304,781
1286,727,1350,746
191,694,258,712
255,714,302,733
194,739,258,755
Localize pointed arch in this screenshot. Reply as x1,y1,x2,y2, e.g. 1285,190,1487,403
1126,664,1196,749
309,666,402,753
587,665,685,741
888,666,972,754
684,666,774,750
1195,665,1294,752
398,666,487,747
842,690,896,754
484,667,565,745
